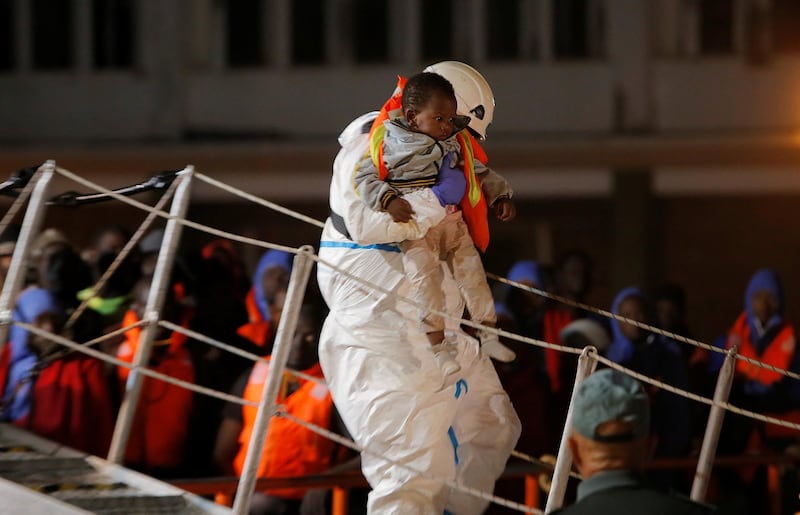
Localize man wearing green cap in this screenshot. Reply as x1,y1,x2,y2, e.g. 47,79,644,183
553,368,715,514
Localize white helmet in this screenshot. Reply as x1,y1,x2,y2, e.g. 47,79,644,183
423,61,495,140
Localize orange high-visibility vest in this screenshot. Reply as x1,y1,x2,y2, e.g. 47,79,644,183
369,76,491,252
727,312,796,386
233,360,335,500
117,309,189,380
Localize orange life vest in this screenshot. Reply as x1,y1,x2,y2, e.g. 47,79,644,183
117,309,195,470
543,308,574,393
368,76,491,252
237,288,273,348
727,312,796,386
233,360,335,500
117,309,189,380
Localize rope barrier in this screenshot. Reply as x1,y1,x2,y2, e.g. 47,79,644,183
6,164,798,512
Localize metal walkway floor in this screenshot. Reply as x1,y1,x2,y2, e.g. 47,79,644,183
0,423,230,515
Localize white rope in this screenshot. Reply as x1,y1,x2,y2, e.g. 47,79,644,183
194,172,325,229
158,319,325,385
52,164,800,431
489,273,800,383
65,176,179,329
28,164,800,510
53,166,298,255
13,320,258,409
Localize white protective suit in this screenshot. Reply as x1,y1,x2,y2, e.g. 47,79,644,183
317,112,521,515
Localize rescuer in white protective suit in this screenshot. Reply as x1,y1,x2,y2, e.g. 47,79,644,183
317,61,522,515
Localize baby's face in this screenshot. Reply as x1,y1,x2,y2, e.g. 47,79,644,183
411,92,459,141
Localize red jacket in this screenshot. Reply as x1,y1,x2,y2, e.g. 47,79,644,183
117,310,195,470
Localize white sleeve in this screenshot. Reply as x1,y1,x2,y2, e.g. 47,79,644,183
329,123,446,245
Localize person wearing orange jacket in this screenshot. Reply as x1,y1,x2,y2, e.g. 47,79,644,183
213,304,357,514
237,249,292,350
117,276,195,477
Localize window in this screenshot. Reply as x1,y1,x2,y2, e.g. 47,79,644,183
488,0,520,60
92,0,135,69
354,0,388,63
421,1,453,61
227,0,263,67
32,0,74,69
292,0,324,64
553,0,589,59
771,0,800,53
699,0,733,54
0,0,13,70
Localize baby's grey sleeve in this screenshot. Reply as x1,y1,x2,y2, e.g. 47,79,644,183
476,161,513,206
353,152,400,211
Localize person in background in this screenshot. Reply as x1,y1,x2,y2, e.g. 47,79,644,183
213,304,359,514
493,259,555,455
82,224,132,273
605,286,691,489
183,240,261,477
654,282,693,360
9,245,116,458
552,369,714,514
238,249,292,351
694,269,800,513
0,232,94,423
116,275,195,478
554,249,594,319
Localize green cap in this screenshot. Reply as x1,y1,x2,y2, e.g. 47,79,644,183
573,369,650,443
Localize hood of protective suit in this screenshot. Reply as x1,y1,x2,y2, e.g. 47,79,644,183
338,111,379,148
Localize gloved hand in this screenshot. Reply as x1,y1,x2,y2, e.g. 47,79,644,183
431,152,466,206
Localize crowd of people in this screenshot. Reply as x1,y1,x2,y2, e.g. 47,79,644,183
0,59,798,515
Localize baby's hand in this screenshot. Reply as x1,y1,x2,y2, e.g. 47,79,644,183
387,197,414,223
493,198,516,222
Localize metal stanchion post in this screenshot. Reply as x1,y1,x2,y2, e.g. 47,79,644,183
691,345,738,501
0,162,55,348
544,346,598,514
232,246,315,515
107,167,194,464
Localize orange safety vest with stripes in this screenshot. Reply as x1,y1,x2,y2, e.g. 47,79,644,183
233,359,335,500
727,311,796,386
368,76,491,252
117,309,195,470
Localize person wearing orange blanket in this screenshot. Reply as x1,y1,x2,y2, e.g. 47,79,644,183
355,70,517,375
117,276,195,477
213,304,356,514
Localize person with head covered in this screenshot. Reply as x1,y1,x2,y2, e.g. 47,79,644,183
317,61,520,514
552,369,714,514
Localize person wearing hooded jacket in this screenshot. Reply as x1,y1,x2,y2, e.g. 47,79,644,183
238,249,292,350
317,61,520,515
605,287,691,473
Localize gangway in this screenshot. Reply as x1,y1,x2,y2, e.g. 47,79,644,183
0,423,230,514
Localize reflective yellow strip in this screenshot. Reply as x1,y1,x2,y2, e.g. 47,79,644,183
369,124,387,169
459,131,481,207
